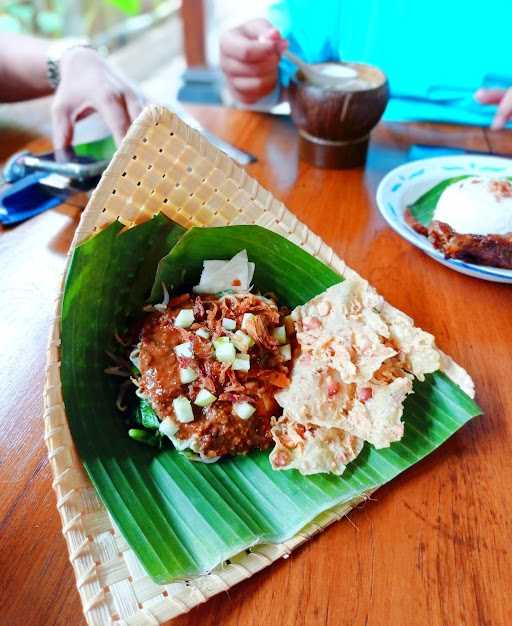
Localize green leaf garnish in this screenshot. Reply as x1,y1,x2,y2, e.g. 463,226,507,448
139,399,160,430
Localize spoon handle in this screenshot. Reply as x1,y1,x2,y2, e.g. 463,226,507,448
282,49,311,77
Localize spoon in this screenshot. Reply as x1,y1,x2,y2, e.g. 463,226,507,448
282,49,358,89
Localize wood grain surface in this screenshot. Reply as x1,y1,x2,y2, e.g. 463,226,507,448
1,106,511,626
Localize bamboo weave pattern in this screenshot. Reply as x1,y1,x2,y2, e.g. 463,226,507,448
44,106,456,625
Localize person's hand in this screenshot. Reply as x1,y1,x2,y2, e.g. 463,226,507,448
52,46,146,148
220,19,286,104
475,87,512,130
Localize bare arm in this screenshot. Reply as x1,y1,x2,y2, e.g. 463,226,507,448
0,33,52,101
0,33,146,148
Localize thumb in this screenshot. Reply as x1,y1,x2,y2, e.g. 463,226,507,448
259,27,282,42
474,87,507,105
242,18,278,40
258,29,288,53
242,19,286,52
52,103,74,149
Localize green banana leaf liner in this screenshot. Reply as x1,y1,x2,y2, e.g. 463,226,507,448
60,214,481,584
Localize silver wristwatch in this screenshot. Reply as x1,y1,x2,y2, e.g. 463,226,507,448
47,37,94,90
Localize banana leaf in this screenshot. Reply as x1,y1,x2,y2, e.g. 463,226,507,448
60,216,481,583
150,225,342,306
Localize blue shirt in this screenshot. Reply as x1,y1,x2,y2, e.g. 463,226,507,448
268,0,512,126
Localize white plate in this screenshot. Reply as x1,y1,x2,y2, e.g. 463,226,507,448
376,155,512,284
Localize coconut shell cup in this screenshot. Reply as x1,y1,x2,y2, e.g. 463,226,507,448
289,62,389,169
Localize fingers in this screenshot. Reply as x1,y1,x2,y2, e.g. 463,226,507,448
220,55,279,79
221,31,279,64
475,87,512,129
125,89,146,123
240,18,280,41
51,47,147,146
220,19,283,64
95,91,132,145
51,100,74,149
474,88,506,104
220,19,283,103
492,88,512,130
229,74,278,103
95,76,146,140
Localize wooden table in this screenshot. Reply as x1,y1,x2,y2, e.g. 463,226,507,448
1,107,512,626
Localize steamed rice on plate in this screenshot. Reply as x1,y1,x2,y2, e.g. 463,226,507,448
407,175,512,269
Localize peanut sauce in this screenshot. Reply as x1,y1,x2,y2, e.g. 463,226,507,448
138,293,291,458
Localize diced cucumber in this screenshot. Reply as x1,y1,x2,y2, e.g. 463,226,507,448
194,388,217,407
222,317,236,331
272,325,287,345
241,312,255,331
233,401,256,420
233,354,250,371
232,330,254,353
172,396,194,422
179,367,198,384
215,341,236,363
279,344,292,361
159,418,179,438
174,308,195,328
175,341,193,358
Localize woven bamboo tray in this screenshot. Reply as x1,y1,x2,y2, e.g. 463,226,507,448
44,105,472,626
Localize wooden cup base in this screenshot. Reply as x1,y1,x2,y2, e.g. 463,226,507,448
298,132,369,169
